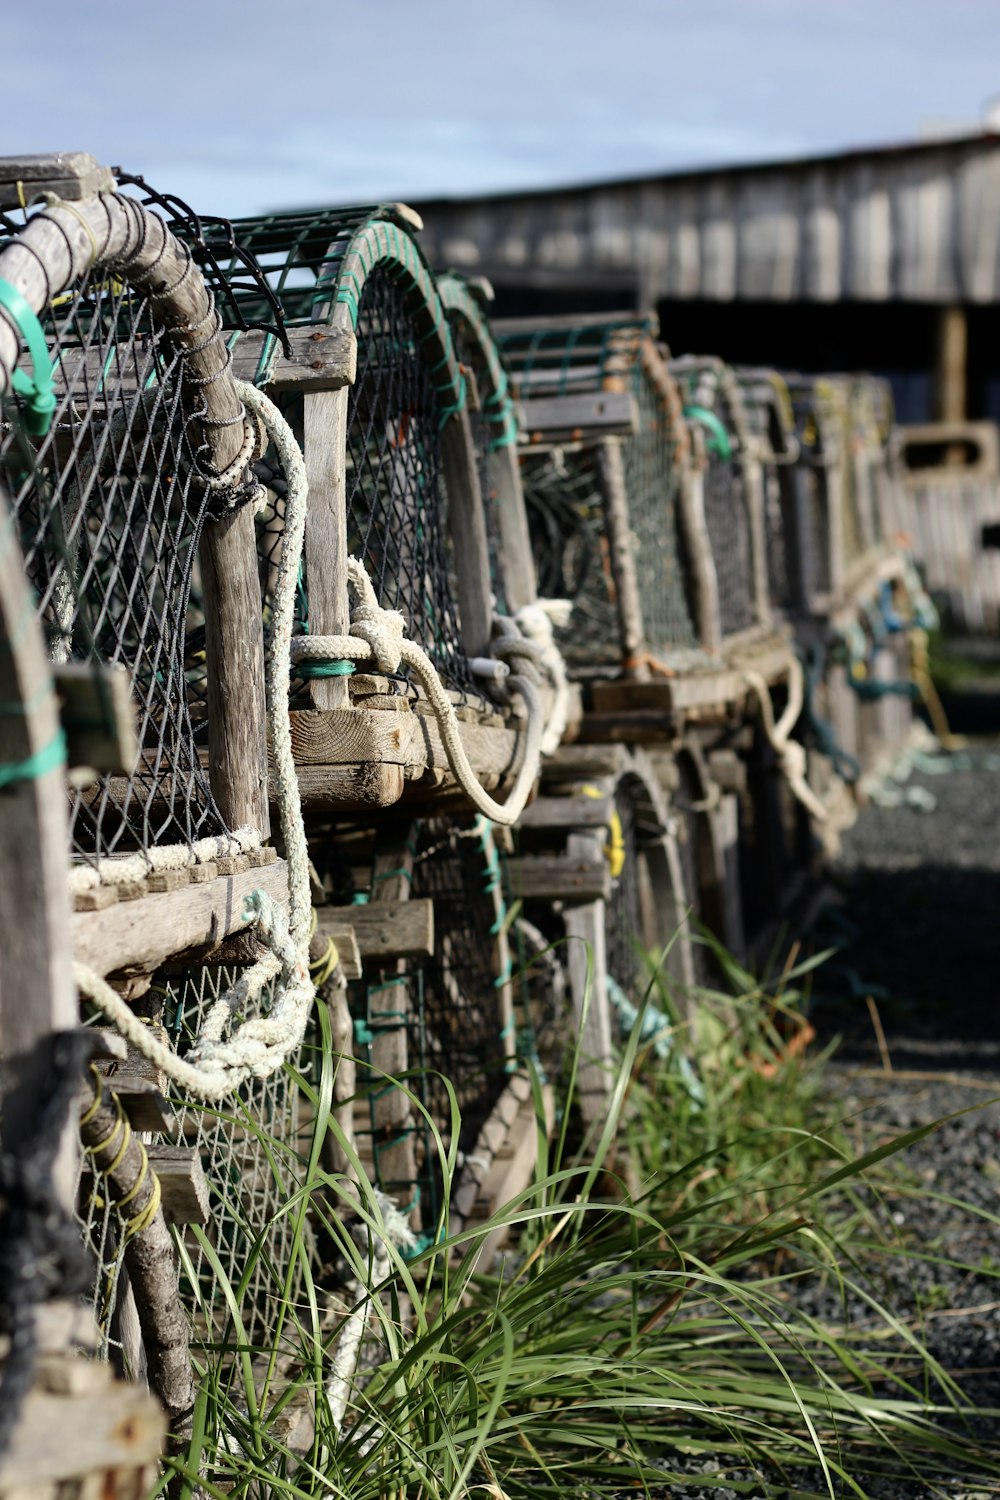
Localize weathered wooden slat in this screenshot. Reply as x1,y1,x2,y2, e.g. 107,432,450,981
309,921,362,980
70,857,290,976
0,1382,164,1489
316,899,433,961
514,853,611,903
590,670,744,715
287,706,521,779
200,506,270,839
52,662,138,779
289,762,405,812
51,325,356,401
303,388,351,710
108,1078,175,1135
520,390,638,440
540,742,628,782
145,1146,210,1226
0,152,115,207
441,411,493,661
517,794,613,830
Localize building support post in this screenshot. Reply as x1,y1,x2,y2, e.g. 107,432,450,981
934,304,967,424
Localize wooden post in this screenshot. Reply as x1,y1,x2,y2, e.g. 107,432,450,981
676,433,723,651
741,447,772,627
563,831,615,1127
441,412,493,662
934,305,967,425
0,490,77,1208
367,827,420,1227
597,438,648,679
303,388,352,710
490,444,538,613
200,507,270,838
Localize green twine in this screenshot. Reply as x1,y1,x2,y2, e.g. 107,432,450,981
297,659,355,679
0,278,57,437
0,728,66,790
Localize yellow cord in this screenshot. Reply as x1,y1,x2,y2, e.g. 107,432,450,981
81,1071,163,1240
50,197,101,266
580,785,627,878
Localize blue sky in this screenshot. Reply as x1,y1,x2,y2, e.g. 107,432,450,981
7,1,1000,218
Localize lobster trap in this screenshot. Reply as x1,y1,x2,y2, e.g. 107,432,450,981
0,162,288,984
309,817,554,1251
510,745,697,1124
782,372,919,789
197,204,536,819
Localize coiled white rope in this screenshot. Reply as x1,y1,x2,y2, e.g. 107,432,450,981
74,383,316,1099
736,654,829,824
291,559,548,827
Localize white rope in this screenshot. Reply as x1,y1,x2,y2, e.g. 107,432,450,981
327,1191,417,1436
493,598,573,756
69,827,263,894
75,381,315,1099
736,654,829,824
292,559,546,827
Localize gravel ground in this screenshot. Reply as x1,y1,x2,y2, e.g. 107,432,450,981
670,733,1000,1498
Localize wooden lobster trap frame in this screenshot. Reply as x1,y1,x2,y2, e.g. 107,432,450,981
199,203,542,821
495,316,797,972
0,468,165,1494
0,156,289,980
783,372,918,790
0,156,325,1441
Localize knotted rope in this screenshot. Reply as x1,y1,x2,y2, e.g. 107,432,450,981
736,653,828,824
75,382,316,1099
291,560,549,827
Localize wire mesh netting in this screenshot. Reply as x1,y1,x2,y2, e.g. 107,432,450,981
500,316,699,674
673,363,757,638
604,772,690,1006
351,819,526,1230
0,264,227,864
77,965,314,1372
519,444,620,674
345,265,479,699
200,208,484,703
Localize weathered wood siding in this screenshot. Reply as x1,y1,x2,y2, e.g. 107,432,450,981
416,135,1000,307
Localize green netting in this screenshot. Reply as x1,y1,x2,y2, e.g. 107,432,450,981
499,315,698,672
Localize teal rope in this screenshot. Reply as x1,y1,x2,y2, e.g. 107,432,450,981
0,278,57,436
0,728,67,790
297,659,355,679
683,403,732,461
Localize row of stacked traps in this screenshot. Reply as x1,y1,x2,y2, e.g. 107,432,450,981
0,150,933,1465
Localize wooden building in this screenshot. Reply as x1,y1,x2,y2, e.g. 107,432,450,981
413,131,1000,426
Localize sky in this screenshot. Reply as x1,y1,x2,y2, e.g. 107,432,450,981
7,0,1000,220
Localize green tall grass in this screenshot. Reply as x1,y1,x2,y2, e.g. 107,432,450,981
159,940,1000,1500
